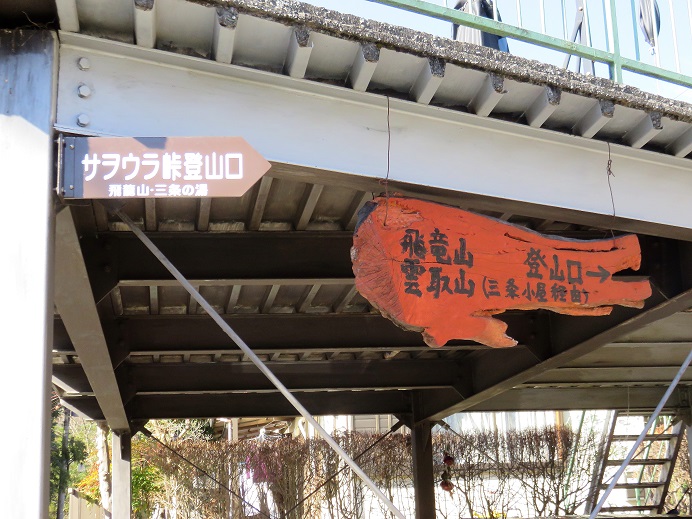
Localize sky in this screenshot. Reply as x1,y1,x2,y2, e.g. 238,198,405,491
301,0,692,102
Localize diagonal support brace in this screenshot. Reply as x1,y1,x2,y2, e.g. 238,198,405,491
112,206,404,519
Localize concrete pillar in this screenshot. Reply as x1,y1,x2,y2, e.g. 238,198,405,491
0,29,57,518
687,425,692,514
412,420,436,519
112,432,132,519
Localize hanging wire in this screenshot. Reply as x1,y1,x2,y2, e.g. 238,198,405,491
606,142,617,240
140,428,271,519
284,422,403,516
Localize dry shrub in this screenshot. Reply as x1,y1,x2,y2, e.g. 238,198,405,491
139,425,599,518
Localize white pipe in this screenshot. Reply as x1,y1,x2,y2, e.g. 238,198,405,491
114,208,406,519
540,0,546,34
668,0,681,72
583,0,593,46
588,347,692,519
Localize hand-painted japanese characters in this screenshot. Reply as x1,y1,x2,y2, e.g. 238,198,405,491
351,197,652,348
61,136,271,199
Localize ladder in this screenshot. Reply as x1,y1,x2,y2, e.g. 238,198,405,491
585,411,685,514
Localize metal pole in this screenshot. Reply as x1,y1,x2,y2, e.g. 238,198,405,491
588,347,692,519
630,0,642,61
668,0,681,73
540,0,546,33
114,208,406,519
604,0,623,82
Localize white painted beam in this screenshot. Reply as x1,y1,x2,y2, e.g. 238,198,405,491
149,286,159,315
666,126,692,158
225,285,242,313
334,285,358,313
144,198,156,231
470,73,505,117
294,183,324,230
262,285,281,313
625,112,663,149
188,286,199,315
196,198,211,231
0,31,56,518
349,43,379,92
285,27,313,79
410,57,445,105
134,0,156,49
56,0,79,32
343,191,371,231
55,35,692,236
575,99,614,138
53,375,83,396
248,176,273,230
55,208,129,432
525,86,560,128
211,7,238,64
297,284,322,313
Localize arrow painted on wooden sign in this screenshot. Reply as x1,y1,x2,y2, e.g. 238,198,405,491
586,265,611,283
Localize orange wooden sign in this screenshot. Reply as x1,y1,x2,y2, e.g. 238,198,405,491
351,197,651,348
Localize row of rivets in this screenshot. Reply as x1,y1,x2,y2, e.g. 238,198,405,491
77,57,91,127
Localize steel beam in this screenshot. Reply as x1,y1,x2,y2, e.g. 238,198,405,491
530,366,692,385
412,396,436,519
55,208,129,431
285,27,313,79
525,86,560,128
80,232,354,281
350,43,379,91
56,0,79,31
123,359,459,392
410,57,445,104
132,391,414,418
470,73,505,117
96,312,536,351
112,432,131,519
469,386,690,412
575,100,614,138
63,390,415,419
134,0,156,48
626,112,663,149
56,33,692,237
0,30,56,518
211,7,237,64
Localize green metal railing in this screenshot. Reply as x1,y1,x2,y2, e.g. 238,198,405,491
368,0,692,89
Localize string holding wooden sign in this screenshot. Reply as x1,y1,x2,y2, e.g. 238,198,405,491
351,197,652,348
